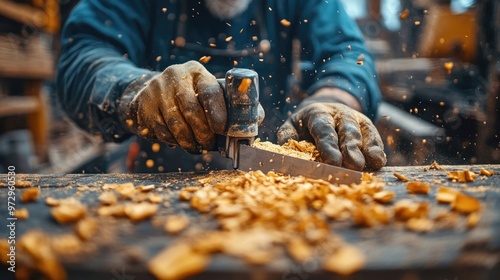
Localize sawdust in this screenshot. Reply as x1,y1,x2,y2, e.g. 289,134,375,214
253,138,320,161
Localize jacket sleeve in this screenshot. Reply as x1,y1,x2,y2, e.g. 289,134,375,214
296,0,381,120
56,0,156,142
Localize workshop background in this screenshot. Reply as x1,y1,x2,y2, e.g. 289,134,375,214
0,0,498,174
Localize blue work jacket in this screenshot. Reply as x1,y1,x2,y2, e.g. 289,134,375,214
57,0,381,145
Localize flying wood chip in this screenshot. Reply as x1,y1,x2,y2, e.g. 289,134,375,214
238,77,252,93
280,19,291,27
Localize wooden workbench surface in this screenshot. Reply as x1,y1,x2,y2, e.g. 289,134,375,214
1,165,499,280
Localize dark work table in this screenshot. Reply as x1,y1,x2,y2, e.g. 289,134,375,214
0,165,499,280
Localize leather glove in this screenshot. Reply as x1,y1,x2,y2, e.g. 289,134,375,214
277,96,386,171
119,61,227,153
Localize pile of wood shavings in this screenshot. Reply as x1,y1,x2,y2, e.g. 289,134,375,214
253,138,321,161
149,166,487,280
150,171,386,279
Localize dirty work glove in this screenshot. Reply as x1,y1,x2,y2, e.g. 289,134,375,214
277,96,386,171
119,61,227,154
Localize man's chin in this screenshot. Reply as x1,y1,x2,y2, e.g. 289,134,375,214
205,0,253,20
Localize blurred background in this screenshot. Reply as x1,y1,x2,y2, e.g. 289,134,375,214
0,0,498,174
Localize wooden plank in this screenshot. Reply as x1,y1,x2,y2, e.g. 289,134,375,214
0,34,54,79
0,95,39,117
25,80,49,162
0,0,48,29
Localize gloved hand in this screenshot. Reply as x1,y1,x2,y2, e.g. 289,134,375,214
277,96,386,171
119,61,227,153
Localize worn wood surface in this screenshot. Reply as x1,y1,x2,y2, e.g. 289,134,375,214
0,165,499,280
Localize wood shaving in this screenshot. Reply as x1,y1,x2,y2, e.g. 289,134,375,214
168,170,377,274
393,199,429,221
148,193,164,204
18,230,66,280
75,218,97,241
436,187,460,204
361,172,377,182
393,172,410,182
323,245,366,276
466,212,481,228
50,234,83,255
0,239,9,263
179,187,200,201
199,55,211,64
15,180,34,188
148,243,209,280
164,215,190,234
15,208,29,219
98,192,117,205
131,192,150,203
253,138,321,161
51,198,87,224
452,193,481,214
238,77,252,93
97,204,126,217
102,183,119,190
42,160,489,278
124,202,158,222
352,205,377,227
21,188,39,202
280,19,291,27
373,191,395,204
138,184,155,192
406,181,431,194
115,182,136,198
77,185,89,192
447,170,478,183
479,168,494,177
427,161,445,171
45,197,60,207
406,218,433,233
287,238,312,263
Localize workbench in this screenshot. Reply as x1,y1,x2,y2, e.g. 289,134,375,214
1,165,499,280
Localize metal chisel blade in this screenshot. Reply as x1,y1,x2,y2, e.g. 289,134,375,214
238,144,362,185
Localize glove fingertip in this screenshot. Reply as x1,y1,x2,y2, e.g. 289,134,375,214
364,146,387,170
277,121,299,145
320,149,343,167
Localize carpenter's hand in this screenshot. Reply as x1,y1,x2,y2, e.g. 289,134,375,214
277,101,386,171
120,61,226,153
